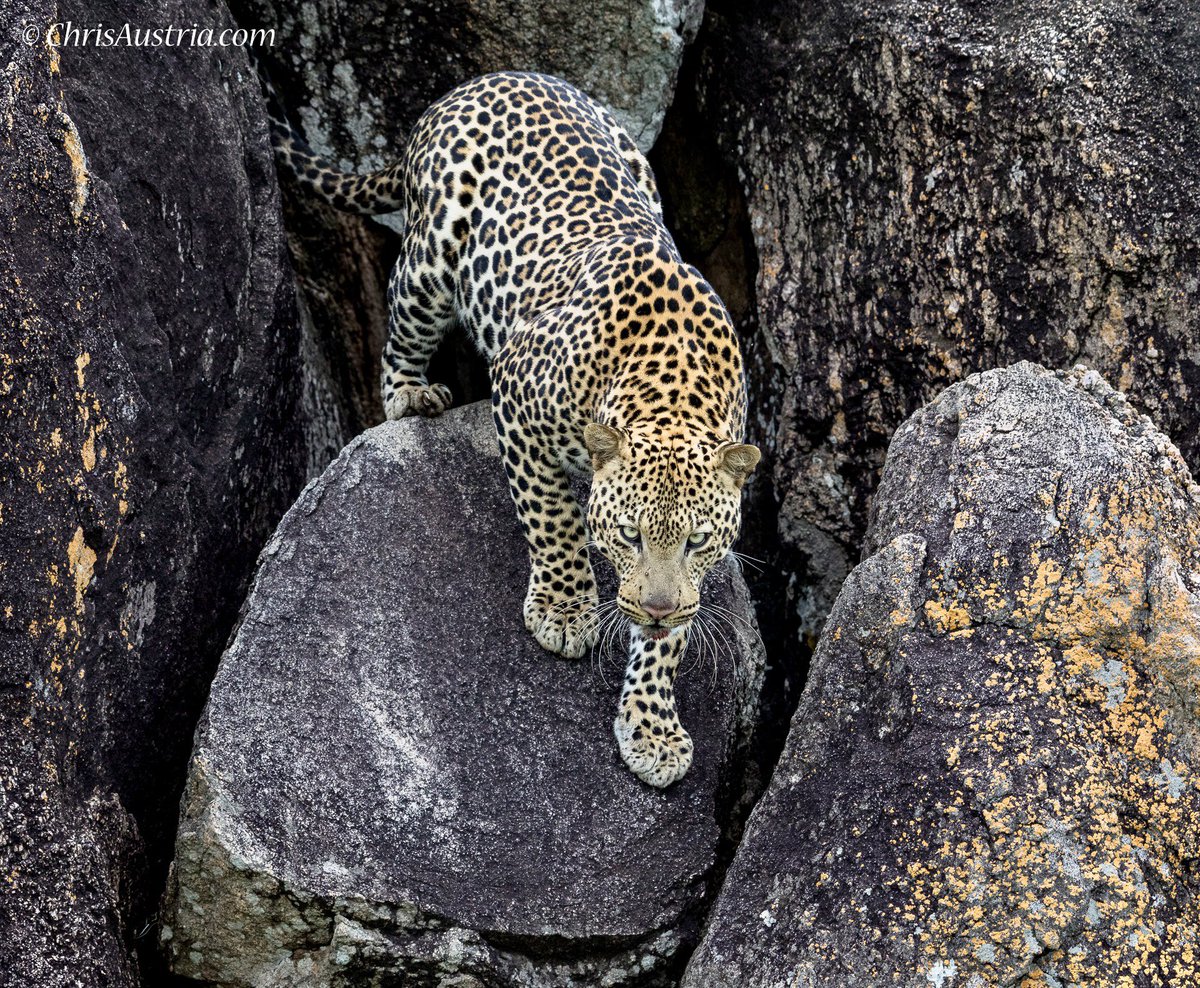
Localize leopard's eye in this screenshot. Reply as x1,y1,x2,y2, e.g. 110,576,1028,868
686,530,711,550
619,525,641,546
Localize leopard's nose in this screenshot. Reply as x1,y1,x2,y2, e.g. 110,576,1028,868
642,595,678,621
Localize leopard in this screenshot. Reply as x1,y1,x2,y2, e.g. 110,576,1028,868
269,70,759,788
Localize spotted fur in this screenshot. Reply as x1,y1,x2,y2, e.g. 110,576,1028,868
271,71,759,787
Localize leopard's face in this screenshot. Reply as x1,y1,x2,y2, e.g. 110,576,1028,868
584,424,759,638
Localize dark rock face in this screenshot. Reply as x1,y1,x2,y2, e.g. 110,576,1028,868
162,401,765,987
0,1,305,980
701,0,1200,633
287,198,394,462
682,364,1200,987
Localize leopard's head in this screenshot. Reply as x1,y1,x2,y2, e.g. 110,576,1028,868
584,422,760,639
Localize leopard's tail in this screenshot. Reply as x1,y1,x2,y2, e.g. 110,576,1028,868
259,68,405,217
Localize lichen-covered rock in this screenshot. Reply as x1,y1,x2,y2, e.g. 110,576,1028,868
162,400,765,987
682,364,1200,987
700,0,1200,632
0,1,305,980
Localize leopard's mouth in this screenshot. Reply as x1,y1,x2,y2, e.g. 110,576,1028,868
644,617,692,640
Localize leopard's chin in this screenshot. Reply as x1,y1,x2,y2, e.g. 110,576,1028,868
643,619,691,640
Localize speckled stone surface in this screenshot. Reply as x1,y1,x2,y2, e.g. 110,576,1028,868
683,363,1200,987
162,400,765,987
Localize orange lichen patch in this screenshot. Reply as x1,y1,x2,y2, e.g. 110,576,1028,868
888,381,1200,985
10,335,134,730
59,110,90,222
66,527,95,616
46,25,61,75
1019,555,1063,622
1034,649,1057,695
924,597,971,633
904,681,1196,982
113,461,130,516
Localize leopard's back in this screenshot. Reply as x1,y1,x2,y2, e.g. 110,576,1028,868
395,72,667,357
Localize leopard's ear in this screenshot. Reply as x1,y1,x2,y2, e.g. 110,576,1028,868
716,442,761,489
584,422,627,472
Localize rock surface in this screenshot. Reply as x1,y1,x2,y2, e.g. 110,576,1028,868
162,400,765,987
701,0,1200,633
0,1,306,980
244,0,702,161
682,364,1200,987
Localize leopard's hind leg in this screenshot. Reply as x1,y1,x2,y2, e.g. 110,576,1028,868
381,248,456,420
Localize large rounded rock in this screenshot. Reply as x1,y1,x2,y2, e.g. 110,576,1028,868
683,364,1200,987
162,400,765,987
0,1,306,980
700,0,1200,633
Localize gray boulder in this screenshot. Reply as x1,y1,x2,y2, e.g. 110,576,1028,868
699,0,1200,633
247,0,703,161
1,0,306,981
683,364,1200,987
162,400,765,987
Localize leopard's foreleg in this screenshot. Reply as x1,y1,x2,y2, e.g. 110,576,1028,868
491,359,598,659
614,626,692,787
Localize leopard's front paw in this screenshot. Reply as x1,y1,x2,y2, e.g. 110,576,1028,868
524,580,599,659
614,711,693,788
383,382,453,420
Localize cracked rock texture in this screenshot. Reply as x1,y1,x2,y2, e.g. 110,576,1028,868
0,0,306,981
700,0,1200,633
162,400,765,988
682,363,1200,987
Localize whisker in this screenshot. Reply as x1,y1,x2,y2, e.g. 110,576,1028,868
702,600,758,627
705,610,740,679
590,611,620,688
592,605,628,683
682,615,712,683
544,596,613,618
703,615,722,692
605,610,629,661
703,602,765,653
678,628,697,677
601,607,625,648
